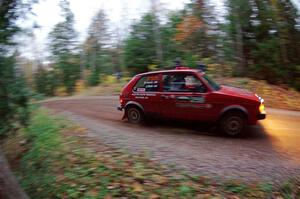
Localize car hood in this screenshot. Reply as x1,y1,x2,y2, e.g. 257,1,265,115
218,85,259,102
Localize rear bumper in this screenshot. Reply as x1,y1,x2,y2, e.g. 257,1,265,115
257,113,266,120
117,106,126,120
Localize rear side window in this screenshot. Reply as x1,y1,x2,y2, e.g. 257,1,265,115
163,74,206,93
133,74,160,92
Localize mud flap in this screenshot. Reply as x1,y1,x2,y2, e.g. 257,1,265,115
122,112,126,120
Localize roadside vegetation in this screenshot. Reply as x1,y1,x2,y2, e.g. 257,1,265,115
3,107,300,198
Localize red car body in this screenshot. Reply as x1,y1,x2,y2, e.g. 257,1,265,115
118,68,266,135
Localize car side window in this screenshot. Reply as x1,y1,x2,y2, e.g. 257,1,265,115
133,75,160,92
163,74,207,93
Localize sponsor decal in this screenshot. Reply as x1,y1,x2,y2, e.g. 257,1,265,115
174,96,210,109
133,93,156,97
175,103,207,109
137,88,145,92
144,80,159,84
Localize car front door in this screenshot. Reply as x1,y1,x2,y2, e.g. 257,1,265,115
160,73,211,121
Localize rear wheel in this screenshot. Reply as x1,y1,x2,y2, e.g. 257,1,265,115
219,112,246,136
126,106,144,124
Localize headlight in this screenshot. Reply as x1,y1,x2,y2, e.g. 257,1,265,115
259,103,265,113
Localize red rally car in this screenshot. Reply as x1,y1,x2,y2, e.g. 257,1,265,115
118,68,266,136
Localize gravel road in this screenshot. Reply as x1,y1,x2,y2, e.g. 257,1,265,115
43,96,300,183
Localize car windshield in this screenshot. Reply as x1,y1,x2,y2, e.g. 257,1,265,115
203,74,221,91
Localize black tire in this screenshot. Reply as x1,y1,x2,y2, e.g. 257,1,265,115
126,106,144,124
219,112,246,137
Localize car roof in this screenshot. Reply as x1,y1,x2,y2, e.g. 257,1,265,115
136,69,205,77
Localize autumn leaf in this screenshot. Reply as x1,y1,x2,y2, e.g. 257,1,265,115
149,193,160,199
104,194,113,199
132,182,144,192
175,15,203,41
87,189,99,197
152,174,168,185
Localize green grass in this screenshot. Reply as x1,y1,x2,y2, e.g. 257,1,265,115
17,109,67,198
4,108,300,199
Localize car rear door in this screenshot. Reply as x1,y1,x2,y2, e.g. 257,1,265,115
160,72,211,121
131,73,161,116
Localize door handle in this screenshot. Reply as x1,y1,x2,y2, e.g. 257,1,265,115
161,95,168,99
176,96,190,101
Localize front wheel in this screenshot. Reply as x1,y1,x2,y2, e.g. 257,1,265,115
219,112,246,136
126,106,144,124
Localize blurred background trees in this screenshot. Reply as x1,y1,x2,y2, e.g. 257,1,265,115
2,0,300,111
48,0,80,94
226,0,300,87
84,9,111,86
0,0,35,136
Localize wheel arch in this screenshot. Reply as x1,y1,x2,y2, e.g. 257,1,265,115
218,105,249,122
124,101,144,113
124,101,145,122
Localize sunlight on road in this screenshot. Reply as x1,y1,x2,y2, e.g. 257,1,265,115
260,111,300,164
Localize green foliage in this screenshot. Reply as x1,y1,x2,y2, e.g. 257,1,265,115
83,9,115,81
183,53,198,68
48,0,80,94
279,180,300,199
0,0,20,50
178,185,195,197
124,14,157,74
58,55,81,93
225,0,300,89
19,109,64,198
27,0,300,93
123,11,201,75
34,68,58,96
259,182,273,193
223,181,248,194
5,108,300,198
87,69,100,86
0,0,32,136
0,65,30,135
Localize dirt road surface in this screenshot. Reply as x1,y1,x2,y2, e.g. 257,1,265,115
43,96,300,183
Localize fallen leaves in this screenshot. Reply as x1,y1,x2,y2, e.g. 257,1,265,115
8,108,299,199
152,174,169,185
86,189,98,197
149,193,160,199
132,182,144,192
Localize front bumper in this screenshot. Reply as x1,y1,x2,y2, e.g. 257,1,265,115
257,113,266,120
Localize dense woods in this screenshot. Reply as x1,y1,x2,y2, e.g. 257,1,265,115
0,0,32,136
33,0,300,95
226,0,300,87
1,0,300,134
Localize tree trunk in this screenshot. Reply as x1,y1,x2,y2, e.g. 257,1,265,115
234,6,246,76
80,50,85,80
151,0,163,67
0,148,29,199
269,0,289,65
